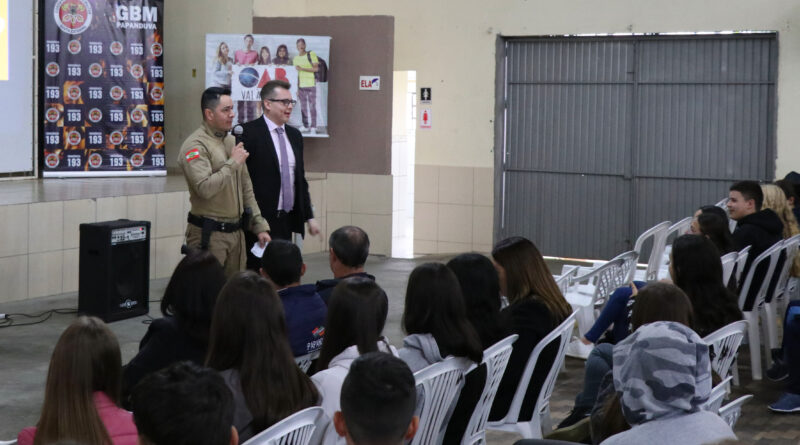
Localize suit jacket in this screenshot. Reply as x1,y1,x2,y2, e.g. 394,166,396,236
242,117,313,235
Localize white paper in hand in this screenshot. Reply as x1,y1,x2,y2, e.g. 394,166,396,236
250,241,267,258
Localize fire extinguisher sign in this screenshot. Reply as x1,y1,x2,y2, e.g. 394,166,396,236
419,108,432,129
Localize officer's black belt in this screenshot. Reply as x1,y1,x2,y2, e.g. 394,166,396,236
187,213,241,233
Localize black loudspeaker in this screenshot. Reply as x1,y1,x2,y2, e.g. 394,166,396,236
79,219,150,322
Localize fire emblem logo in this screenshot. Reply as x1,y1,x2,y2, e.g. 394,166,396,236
89,153,103,168
67,40,81,54
110,41,124,56
110,86,124,101
46,108,61,123
131,152,145,167
89,63,103,78
46,62,60,77
110,131,124,145
88,108,102,123
67,130,82,146
54,0,93,35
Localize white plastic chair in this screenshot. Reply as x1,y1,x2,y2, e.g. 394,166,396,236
242,406,326,445
703,320,748,386
737,240,784,380
718,394,753,429
733,245,751,288
657,217,694,280
412,356,472,445
720,251,738,287
0,440,17,445
295,350,320,373
460,334,518,445
632,221,671,282
610,250,639,285
564,258,627,345
554,266,578,297
703,376,733,412
487,311,578,439
764,235,800,347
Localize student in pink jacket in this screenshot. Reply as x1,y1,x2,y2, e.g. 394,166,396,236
18,316,137,445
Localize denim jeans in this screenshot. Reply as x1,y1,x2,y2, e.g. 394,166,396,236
575,342,614,408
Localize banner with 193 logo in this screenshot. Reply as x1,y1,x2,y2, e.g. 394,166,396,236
42,0,165,176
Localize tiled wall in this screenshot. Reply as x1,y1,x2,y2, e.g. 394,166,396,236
414,165,494,254
0,192,192,304
304,172,394,258
0,173,395,304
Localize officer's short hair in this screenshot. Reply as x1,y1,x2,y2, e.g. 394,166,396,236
329,226,369,268
261,239,303,287
201,87,230,117
260,80,292,102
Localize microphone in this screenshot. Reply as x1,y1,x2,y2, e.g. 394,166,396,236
232,124,244,144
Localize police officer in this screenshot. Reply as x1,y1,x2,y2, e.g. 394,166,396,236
179,87,271,276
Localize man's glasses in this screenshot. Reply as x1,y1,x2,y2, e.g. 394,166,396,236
267,99,297,106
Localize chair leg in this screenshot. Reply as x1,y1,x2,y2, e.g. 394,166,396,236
744,311,762,380
764,302,780,354
731,357,740,386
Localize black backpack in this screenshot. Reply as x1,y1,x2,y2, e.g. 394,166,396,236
308,52,328,83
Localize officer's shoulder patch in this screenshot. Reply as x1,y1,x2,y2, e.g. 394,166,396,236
185,148,201,162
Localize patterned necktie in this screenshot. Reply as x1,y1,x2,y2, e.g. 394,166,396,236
275,127,294,211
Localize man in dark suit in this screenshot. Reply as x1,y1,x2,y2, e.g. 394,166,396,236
242,79,320,269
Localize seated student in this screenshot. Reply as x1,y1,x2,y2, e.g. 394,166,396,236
260,239,327,357
18,316,137,445
769,301,800,413
489,237,573,423
727,180,783,309
316,226,375,304
398,262,483,372
442,254,510,445
599,321,736,445
780,171,800,224
588,283,695,444
671,235,743,337
206,271,319,443
130,362,237,445
123,250,226,402
333,352,419,445
312,278,396,445
691,206,736,255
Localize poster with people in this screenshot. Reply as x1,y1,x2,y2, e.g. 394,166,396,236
205,33,330,137
42,0,166,177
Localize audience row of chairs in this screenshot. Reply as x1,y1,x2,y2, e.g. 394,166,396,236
250,307,756,445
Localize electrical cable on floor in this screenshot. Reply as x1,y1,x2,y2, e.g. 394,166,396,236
0,308,78,328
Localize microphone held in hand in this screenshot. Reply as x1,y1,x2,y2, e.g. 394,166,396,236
232,124,244,144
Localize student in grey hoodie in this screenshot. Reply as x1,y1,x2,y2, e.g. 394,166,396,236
398,263,483,372
600,321,736,445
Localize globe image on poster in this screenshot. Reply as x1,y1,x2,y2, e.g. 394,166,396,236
238,67,259,88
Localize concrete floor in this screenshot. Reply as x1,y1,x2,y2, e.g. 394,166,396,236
1,253,797,443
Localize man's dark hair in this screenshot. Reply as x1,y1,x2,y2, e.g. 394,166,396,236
730,180,764,211
244,34,254,41
131,362,234,445
260,80,292,101
296,38,306,45
329,226,370,268
201,87,230,116
261,239,303,287
340,352,416,444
